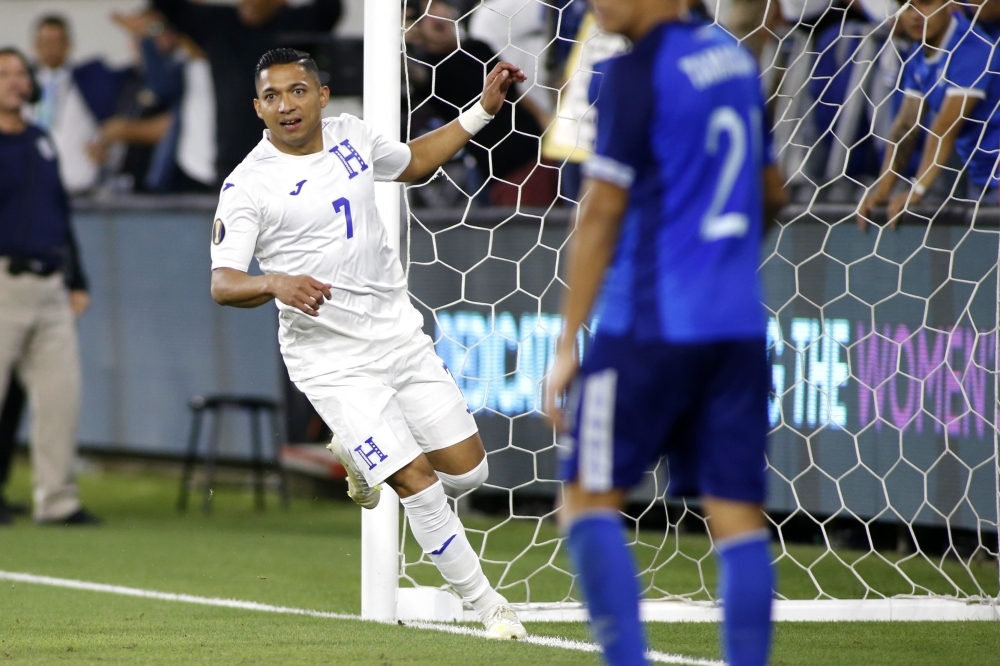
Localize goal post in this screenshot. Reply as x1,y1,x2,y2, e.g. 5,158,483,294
361,0,402,623
360,0,1000,623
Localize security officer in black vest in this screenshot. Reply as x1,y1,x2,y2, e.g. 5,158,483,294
0,47,98,525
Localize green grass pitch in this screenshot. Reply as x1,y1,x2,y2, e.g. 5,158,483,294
0,461,997,665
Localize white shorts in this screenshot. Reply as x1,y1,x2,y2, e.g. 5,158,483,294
294,332,479,486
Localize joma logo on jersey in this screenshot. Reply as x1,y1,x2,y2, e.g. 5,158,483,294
329,139,369,179
354,436,388,470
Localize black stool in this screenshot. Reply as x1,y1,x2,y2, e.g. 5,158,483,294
177,394,290,513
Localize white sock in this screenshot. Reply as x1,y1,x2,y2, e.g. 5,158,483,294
400,480,505,611
437,457,489,492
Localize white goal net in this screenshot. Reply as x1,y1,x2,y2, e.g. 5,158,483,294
392,0,1000,619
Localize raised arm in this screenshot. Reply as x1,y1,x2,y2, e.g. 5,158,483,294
211,267,333,317
857,95,922,231
396,62,525,182
885,94,979,223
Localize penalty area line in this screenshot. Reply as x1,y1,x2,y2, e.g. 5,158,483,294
0,570,722,666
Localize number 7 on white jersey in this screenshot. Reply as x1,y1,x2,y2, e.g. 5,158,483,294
333,197,354,239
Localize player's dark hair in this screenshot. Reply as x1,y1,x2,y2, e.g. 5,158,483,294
35,14,71,37
0,47,41,103
255,48,321,90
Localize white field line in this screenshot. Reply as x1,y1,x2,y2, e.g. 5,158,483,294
0,570,723,666
403,621,723,666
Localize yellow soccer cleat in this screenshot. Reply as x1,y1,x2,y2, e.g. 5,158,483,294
327,434,381,510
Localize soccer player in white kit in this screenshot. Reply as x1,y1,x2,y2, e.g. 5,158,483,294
209,48,528,639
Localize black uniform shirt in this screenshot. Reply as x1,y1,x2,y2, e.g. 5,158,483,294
0,124,87,290
152,0,342,182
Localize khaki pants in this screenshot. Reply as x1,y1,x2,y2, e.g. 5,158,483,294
0,260,81,521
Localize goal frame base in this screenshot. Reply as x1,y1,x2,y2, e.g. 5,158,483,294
397,587,999,623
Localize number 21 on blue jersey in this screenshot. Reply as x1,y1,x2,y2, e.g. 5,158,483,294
701,106,761,242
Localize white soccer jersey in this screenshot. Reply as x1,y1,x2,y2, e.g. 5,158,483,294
210,115,423,381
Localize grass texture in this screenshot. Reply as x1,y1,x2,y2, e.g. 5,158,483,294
0,461,996,665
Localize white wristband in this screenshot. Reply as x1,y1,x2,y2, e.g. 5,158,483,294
458,101,494,135
912,181,927,197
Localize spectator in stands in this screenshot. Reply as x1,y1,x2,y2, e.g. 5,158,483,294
857,0,1000,230
967,0,1000,38
31,15,128,195
407,0,554,206
88,11,216,193
806,2,887,188
83,26,175,194
0,47,97,526
151,0,342,184
547,0,588,76
540,3,627,204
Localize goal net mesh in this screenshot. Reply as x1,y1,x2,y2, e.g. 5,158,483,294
397,0,1000,609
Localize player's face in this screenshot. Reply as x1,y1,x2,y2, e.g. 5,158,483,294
254,63,330,155
35,24,70,70
0,54,33,114
901,0,952,44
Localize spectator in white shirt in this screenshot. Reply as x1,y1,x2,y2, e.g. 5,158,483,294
31,16,103,194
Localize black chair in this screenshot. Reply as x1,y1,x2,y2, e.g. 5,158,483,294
177,394,290,513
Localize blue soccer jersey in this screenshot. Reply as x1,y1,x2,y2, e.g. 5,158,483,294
584,21,772,344
901,12,1000,187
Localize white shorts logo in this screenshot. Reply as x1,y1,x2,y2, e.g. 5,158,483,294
354,436,389,470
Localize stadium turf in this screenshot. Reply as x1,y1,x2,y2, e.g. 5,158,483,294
0,460,997,665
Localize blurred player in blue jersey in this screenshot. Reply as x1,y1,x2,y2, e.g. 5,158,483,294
544,1,786,665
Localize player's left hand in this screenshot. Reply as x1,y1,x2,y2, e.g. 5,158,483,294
544,339,579,432
480,63,527,116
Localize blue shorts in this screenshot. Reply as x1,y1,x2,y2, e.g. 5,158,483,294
559,335,769,504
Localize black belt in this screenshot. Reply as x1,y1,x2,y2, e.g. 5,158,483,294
3,256,62,277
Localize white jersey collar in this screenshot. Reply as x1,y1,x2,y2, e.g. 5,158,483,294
258,125,330,160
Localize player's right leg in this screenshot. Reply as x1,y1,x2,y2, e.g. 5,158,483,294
559,334,689,666
297,364,524,639
702,497,772,666
423,432,488,492
696,339,774,666
383,335,524,638
560,482,645,666
389,333,490,494
385,454,524,639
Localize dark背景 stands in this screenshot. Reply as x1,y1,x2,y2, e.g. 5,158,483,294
857,0,1000,230
151,0,342,183
88,11,216,193
406,0,553,206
